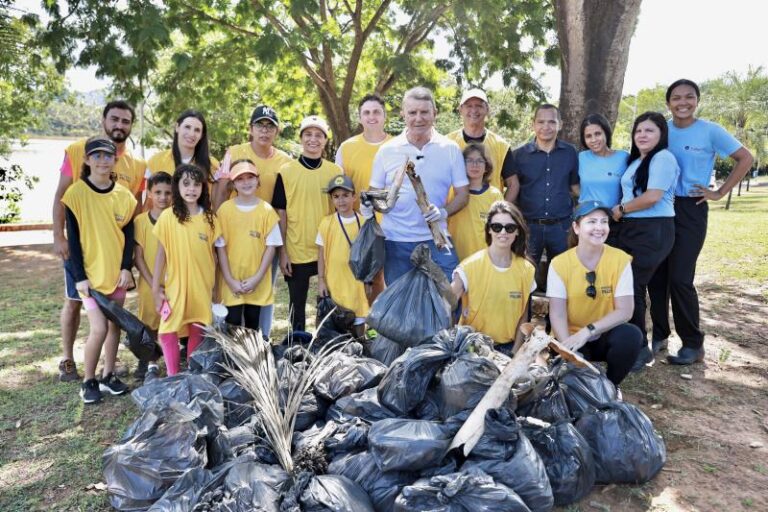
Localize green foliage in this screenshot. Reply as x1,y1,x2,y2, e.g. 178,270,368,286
0,164,39,224
27,89,101,137
613,85,668,151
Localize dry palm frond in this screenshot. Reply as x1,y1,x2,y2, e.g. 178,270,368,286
206,312,348,474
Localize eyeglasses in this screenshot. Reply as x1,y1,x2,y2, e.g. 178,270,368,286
489,222,518,234
465,158,486,166
585,271,597,299
252,123,277,132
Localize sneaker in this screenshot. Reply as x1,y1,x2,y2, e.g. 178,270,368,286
80,379,102,404
144,364,160,384
652,338,669,355
59,359,80,382
630,345,655,373
134,360,149,381
99,372,129,396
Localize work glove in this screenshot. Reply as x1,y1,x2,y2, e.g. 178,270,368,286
423,204,447,223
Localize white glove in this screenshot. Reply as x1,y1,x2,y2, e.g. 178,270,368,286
423,204,447,223
360,202,375,219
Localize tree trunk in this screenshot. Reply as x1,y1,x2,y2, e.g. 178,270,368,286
555,0,643,145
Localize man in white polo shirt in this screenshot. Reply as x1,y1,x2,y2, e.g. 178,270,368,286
370,86,469,284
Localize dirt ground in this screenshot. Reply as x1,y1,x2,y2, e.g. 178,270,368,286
1,242,766,511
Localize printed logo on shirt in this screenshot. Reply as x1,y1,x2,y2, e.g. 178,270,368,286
508,291,522,299
600,285,613,296
198,232,209,242
479,212,489,220
684,145,708,153
249,230,262,239
118,172,131,183
114,213,125,222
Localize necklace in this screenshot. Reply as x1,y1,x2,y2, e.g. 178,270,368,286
299,155,322,170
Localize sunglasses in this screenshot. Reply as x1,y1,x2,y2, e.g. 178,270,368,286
585,271,597,299
489,222,518,234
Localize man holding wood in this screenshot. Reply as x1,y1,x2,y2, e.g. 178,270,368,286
369,86,469,284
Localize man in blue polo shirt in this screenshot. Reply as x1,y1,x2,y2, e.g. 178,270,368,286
503,104,579,273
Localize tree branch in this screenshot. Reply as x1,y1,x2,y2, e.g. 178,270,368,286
179,1,260,38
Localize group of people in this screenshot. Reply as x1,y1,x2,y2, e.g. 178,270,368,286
51,79,753,404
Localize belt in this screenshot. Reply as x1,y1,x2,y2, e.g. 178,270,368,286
527,217,567,225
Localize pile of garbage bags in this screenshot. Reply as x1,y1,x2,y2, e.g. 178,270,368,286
103,326,666,511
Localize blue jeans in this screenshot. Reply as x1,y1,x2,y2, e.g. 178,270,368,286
526,217,571,265
383,239,459,285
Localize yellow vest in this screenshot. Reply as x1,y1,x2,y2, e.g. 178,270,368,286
133,211,161,329
337,133,392,207
318,212,369,318
279,159,341,264
448,185,504,261
446,129,510,191
66,138,146,196
459,249,535,344
153,208,222,334
227,143,292,204
217,199,280,306
61,180,137,295
550,246,633,334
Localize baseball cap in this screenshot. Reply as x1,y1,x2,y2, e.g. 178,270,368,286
85,137,117,156
229,159,259,180
250,105,279,126
327,174,355,194
460,88,489,106
572,201,612,221
299,115,330,137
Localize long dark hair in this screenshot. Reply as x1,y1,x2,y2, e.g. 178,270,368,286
579,113,613,150
80,136,116,182
172,110,213,181
171,164,215,229
484,200,530,261
628,112,668,197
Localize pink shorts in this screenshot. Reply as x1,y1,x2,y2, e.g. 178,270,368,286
82,288,127,311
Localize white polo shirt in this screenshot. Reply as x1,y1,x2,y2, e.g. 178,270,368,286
370,129,468,242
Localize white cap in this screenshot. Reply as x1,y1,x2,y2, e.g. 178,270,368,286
460,88,489,106
299,115,330,137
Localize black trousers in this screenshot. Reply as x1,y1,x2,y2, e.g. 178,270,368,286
580,323,644,386
225,304,262,331
648,198,708,349
284,261,318,332
616,217,675,342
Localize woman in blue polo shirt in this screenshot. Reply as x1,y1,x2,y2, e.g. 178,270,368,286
611,111,679,371
648,79,753,366
578,113,629,246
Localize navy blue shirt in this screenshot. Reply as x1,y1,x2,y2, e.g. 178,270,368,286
503,139,579,220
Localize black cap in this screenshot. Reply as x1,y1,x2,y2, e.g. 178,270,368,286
327,174,355,194
250,105,279,126
572,201,613,221
85,137,117,156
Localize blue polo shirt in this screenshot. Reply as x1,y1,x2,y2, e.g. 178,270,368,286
620,149,679,218
578,149,629,207
667,119,741,197
504,139,579,220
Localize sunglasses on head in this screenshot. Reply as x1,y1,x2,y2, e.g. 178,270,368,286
585,271,597,299
489,222,518,234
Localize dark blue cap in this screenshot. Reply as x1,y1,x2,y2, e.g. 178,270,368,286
572,201,612,221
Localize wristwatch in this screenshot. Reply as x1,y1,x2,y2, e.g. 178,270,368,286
586,323,597,336
618,203,626,215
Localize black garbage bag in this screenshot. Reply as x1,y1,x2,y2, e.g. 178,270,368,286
209,421,260,468
413,387,441,421
349,217,385,283
147,467,216,512
316,295,356,333
438,352,500,419
369,418,453,472
324,418,370,459
277,359,322,431
218,378,255,428
366,335,406,366
461,409,554,512
558,363,617,418
91,289,162,361
281,472,375,512
522,419,596,506
293,420,339,454
215,461,288,512
394,468,531,512
328,451,415,512
326,388,397,423
189,336,230,383
575,401,666,484
515,373,571,424
366,245,451,347
273,331,314,360
314,352,387,402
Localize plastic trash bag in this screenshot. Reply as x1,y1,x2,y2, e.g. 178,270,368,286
461,409,554,512
366,244,451,347
147,467,216,512
515,374,571,424
558,363,617,418
189,336,230,383
366,335,406,366
324,419,370,459
328,451,415,512
314,352,387,402
209,421,259,468
281,472,375,512
277,359,322,431
218,378,255,428
575,401,666,484
438,352,500,419
91,289,162,361
316,295,356,333
414,387,441,421
326,387,397,423
369,418,454,472
394,468,531,512
523,419,596,506
349,217,386,283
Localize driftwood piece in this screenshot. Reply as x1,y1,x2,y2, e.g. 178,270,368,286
404,161,452,251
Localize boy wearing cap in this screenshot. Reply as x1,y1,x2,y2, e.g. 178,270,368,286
215,159,282,331
316,174,373,338
271,115,344,331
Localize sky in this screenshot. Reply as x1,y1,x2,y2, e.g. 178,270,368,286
15,0,768,98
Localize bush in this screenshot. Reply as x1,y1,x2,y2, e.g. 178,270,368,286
0,164,38,224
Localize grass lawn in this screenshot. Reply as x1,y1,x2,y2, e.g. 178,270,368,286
0,180,766,511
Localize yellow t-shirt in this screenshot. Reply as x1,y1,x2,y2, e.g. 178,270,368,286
317,212,369,318
279,159,341,264
446,129,510,191
217,199,280,307
133,211,161,330
146,149,219,191
153,208,222,334
227,143,292,204
458,249,536,344
549,246,633,335
61,180,137,295
448,185,504,261
336,133,392,207
65,138,146,196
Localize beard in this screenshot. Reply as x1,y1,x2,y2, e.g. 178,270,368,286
108,129,129,143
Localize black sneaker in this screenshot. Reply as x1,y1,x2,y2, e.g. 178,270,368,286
80,379,102,404
59,359,80,382
99,372,129,396
134,360,149,381
630,345,655,373
143,364,160,384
